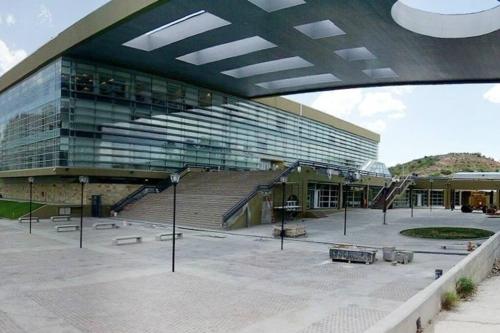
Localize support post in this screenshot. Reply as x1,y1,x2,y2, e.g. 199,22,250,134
172,182,177,272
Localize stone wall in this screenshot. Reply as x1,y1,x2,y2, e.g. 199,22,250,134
0,183,140,206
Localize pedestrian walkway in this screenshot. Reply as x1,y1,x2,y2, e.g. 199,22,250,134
428,276,500,332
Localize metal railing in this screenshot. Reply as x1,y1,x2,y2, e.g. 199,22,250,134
111,165,192,213
222,160,390,228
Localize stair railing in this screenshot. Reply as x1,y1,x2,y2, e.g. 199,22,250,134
386,175,414,207
221,161,301,228
111,165,191,214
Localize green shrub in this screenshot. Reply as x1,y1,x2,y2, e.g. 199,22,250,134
441,291,459,310
456,277,476,298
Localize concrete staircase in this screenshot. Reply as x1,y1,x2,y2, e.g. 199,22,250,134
371,175,414,209
119,170,282,229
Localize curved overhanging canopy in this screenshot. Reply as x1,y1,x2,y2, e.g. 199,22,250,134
0,0,499,98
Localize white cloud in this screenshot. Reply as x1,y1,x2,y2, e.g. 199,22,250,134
310,89,364,118
37,4,53,25
484,84,500,104
5,14,16,26
0,39,27,75
358,92,407,118
362,120,387,133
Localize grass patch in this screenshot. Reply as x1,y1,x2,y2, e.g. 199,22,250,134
456,277,476,299
400,227,494,240
441,291,459,310
0,200,43,219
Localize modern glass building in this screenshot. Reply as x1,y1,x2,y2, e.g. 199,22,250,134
0,57,380,174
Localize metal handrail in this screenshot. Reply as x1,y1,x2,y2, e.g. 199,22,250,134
222,161,300,226
222,159,391,226
387,175,413,200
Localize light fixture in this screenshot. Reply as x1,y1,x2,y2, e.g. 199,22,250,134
177,36,277,65
280,176,288,184
294,20,345,39
335,47,376,61
123,11,231,51
170,173,180,184
28,177,35,184
79,176,89,184
221,56,313,79
362,68,398,79
248,0,306,13
256,73,340,90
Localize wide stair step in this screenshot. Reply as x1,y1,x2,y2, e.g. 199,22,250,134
119,170,282,229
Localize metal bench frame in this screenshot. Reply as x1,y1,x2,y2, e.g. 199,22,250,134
155,233,183,241
18,217,40,223
113,236,142,245
51,216,72,222
93,222,119,230
55,225,80,232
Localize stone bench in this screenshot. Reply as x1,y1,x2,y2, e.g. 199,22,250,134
155,232,183,241
18,217,39,223
93,222,119,230
51,216,71,222
55,225,80,232
113,235,142,246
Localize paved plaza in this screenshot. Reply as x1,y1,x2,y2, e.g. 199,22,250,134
0,209,497,333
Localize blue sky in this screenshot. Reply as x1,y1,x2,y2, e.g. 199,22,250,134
0,1,499,167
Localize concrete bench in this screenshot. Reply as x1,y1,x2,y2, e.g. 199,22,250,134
155,232,183,241
113,235,142,246
93,222,119,230
18,217,39,223
55,225,80,232
51,216,71,222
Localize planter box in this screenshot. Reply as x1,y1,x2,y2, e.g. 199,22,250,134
329,247,377,264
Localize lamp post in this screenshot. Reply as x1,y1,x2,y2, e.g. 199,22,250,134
383,181,388,225
170,173,180,272
409,184,415,218
343,171,360,235
280,175,288,251
28,177,34,234
429,178,434,213
78,176,89,249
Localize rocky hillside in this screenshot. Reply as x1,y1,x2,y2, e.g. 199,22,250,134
389,153,500,177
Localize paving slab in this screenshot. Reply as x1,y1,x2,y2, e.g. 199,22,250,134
0,209,487,333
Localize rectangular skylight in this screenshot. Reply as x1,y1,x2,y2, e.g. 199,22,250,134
177,36,277,65
362,68,398,79
294,20,345,39
248,0,306,12
221,56,313,78
256,73,340,90
335,47,376,61
123,11,231,51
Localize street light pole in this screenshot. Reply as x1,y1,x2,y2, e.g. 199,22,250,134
383,182,388,225
409,185,414,218
429,178,433,213
170,173,180,272
344,183,348,235
280,176,287,251
28,177,34,234
79,176,89,249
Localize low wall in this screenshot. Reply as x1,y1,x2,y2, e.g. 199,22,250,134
365,232,500,333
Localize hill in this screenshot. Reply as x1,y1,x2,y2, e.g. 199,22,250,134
389,153,500,177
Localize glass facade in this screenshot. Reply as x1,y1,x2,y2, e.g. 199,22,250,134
0,60,61,170
0,57,379,172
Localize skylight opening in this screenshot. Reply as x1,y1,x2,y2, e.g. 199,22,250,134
123,11,231,51
221,56,313,78
248,0,306,13
256,73,340,90
362,68,398,79
177,36,277,65
335,47,376,62
294,20,345,39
